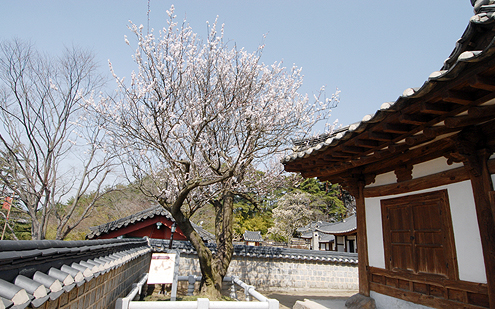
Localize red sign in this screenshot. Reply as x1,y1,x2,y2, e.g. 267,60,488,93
2,197,12,211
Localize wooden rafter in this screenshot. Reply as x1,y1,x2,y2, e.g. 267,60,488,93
420,102,457,114
354,139,381,148
469,75,495,91
443,90,476,105
468,104,495,117
382,123,412,134
399,113,433,125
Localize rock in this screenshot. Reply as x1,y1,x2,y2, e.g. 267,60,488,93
345,293,376,309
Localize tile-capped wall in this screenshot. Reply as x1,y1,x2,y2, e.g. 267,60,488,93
34,251,151,309
178,253,358,292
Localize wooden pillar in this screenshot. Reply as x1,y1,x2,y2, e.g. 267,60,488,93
464,149,495,308
347,177,370,297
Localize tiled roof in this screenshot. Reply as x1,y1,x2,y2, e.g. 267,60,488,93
283,5,495,182
316,215,357,234
300,231,335,243
297,221,333,233
243,231,263,242
319,233,335,243
150,239,358,264
0,238,150,309
297,215,356,235
86,205,215,243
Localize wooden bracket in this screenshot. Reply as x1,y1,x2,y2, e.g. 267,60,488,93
394,165,413,182
341,173,375,197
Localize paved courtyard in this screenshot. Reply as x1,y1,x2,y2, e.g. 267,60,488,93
262,290,357,309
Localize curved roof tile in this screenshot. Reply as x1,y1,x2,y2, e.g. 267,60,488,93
316,215,357,234
243,231,263,242
0,239,150,309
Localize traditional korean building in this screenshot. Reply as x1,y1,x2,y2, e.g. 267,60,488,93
86,205,215,244
319,215,357,253
242,231,263,246
298,215,357,252
298,221,335,251
283,2,495,308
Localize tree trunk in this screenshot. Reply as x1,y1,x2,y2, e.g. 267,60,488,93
211,192,235,285
163,199,223,299
160,191,235,299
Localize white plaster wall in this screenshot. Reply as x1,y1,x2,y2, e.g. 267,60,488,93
365,181,486,284
412,157,463,179
448,181,486,283
371,291,434,309
490,154,495,190
368,171,396,187
367,157,463,187
491,153,495,189
365,197,385,269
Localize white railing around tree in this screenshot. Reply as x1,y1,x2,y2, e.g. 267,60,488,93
116,274,279,309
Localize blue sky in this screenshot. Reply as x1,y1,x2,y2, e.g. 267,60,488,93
1,1,475,129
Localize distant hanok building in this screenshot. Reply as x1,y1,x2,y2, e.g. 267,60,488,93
283,2,495,308
298,214,357,253
242,231,263,246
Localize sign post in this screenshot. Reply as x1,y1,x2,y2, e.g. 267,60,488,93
147,250,180,301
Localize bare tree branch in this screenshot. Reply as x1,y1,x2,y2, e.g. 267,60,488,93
0,39,115,240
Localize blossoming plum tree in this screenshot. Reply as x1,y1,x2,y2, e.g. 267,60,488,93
94,6,338,297
269,192,316,243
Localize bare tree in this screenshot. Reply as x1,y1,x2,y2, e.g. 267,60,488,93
0,39,115,240
94,6,338,298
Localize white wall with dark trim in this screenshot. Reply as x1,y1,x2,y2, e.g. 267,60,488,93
365,181,486,284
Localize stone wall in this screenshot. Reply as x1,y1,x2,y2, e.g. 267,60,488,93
178,253,358,292
34,252,152,309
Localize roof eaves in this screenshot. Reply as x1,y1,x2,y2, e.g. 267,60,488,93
282,9,495,167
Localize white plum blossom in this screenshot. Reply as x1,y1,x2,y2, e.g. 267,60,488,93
269,192,316,243
93,6,338,296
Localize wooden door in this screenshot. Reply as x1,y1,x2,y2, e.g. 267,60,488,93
381,190,457,279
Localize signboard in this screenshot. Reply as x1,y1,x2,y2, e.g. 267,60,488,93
147,253,177,284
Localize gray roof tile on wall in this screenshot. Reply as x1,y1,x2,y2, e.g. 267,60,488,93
150,239,358,264
0,238,150,309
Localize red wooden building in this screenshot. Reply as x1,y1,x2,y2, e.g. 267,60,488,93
86,205,214,243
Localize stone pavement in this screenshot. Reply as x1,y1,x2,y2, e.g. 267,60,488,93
262,290,357,309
